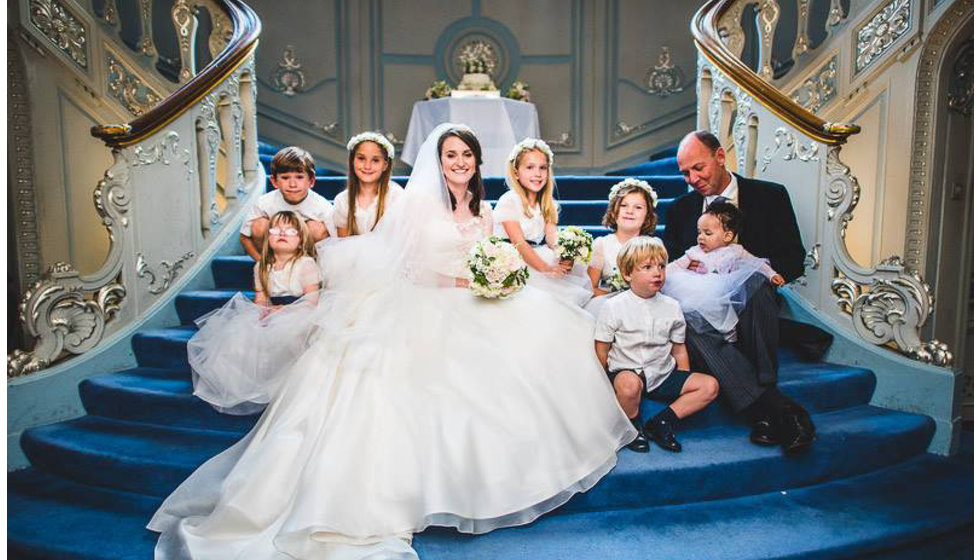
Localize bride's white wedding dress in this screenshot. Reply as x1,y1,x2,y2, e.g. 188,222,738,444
148,124,635,559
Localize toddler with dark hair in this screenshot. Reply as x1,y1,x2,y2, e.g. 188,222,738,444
664,201,784,340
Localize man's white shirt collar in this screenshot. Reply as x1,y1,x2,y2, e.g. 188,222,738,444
703,172,739,210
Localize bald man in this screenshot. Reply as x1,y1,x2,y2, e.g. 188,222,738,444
663,130,814,453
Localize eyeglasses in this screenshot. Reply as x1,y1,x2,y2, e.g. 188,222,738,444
269,227,299,237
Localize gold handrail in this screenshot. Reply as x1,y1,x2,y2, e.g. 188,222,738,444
692,0,860,145
91,0,261,148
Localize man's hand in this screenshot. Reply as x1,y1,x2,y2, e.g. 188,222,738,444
306,220,329,241
771,274,786,287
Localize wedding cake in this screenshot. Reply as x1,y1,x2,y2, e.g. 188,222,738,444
451,44,499,98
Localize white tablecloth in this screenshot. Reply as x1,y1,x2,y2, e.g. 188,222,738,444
401,98,541,176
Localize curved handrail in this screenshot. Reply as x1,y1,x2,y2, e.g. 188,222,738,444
692,0,860,145
91,0,261,148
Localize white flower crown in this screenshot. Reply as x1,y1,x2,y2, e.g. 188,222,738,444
347,132,395,160
608,178,658,207
507,138,554,167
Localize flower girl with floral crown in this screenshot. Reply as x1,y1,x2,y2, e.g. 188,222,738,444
188,210,321,415
333,132,404,237
493,138,593,306
585,178,659,315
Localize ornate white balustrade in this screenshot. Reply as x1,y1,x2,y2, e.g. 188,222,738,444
8,0,263,377
693,0,962,366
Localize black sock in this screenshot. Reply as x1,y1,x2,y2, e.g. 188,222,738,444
653,406,679,425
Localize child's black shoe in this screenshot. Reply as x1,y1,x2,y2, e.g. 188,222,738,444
644,417,682,452
627,417,650,453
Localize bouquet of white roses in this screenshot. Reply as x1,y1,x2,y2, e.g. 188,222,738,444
556,226,594,265
604,268,630,292
467,237,529,299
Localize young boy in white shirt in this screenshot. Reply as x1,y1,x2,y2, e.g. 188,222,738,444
240,146,335,261
595,236,719,452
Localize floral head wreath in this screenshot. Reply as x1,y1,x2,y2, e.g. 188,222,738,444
507,138,554,168
347,132,396,160
609,178,658,207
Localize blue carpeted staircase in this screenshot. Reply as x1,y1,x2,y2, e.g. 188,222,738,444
7,148,973,559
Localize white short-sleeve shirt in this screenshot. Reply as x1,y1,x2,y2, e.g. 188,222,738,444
594,289,687,392
253,256,321,297
241,190,336,237
492,190,546,244
332,182,404,234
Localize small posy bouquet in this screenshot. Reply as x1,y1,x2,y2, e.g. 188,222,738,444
425,80,451,100
556,226,594,265
467,237,529,299
605,269,630,292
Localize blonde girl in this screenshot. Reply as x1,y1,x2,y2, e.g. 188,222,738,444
334,132,404,237
493,138,592,306
188,210,321,415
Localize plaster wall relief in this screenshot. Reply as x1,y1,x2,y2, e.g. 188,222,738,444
8,38,43,295
854,0,912,75
27,0,89,70
759,126,819,172
790,54,839,113
105,49,163,116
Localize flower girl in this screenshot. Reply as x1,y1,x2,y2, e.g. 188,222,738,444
188,210,322,415
585,178,659,315
493,138,592,306
664,200,784,339
333,132,404,237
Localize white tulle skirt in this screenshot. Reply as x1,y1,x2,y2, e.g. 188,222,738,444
527,246,593,308
150,284,635,559
661,267,768,334
187,293,319,415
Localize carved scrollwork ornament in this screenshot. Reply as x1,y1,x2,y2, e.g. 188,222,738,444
855,0,912,74
136,252,194,294
824,148,952,367
645,46,686,97
29,0,88,69
546,131,574,148
760,127,819,172
106,53,163,117
271,45,305,96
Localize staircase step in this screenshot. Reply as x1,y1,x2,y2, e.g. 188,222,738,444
76,358,874,435
21,416,242,498
211,255,257,290
414,450,972,559
608,157,680,177
19,406,932,504
175,290,247,325
79,367,260,433
131,327,196,368
7,469,160,560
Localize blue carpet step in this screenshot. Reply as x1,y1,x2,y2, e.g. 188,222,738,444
175,290,250,325
18,406,931,505
20,416,241,498
77,359,874,436
414,450,972,559
7,469,160,560
79,367,260,433
131,327,196,369
211,254,256,291
608,157,680,177
304,175,688,202
7,444,970,560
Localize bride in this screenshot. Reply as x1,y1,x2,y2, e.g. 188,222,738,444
148,123,635,559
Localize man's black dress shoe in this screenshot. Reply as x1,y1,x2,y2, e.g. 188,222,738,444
627,417,650,453
644,418,682,452
779,407,816,453
749,419,780,446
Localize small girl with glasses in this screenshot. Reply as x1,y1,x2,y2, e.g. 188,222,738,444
188,211,322,415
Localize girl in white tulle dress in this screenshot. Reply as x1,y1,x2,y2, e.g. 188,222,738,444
493,138,592,306
585,178,659,316
150,124,634,560
663,200,784,339
187,211,321,416
333,132,404,237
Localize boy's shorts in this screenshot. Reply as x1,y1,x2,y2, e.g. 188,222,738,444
607,367,692,401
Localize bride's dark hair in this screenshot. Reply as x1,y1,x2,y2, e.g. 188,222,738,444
437,128,485,216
